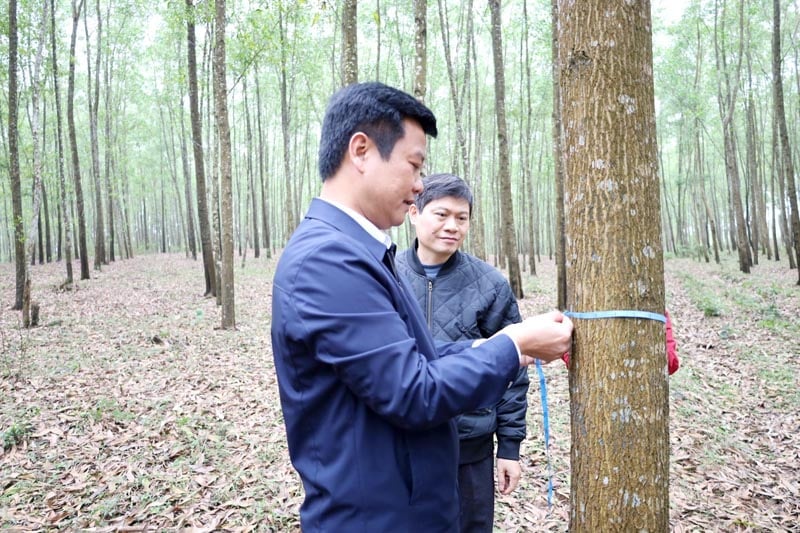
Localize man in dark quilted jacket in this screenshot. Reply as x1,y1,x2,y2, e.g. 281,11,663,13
396,173,529,533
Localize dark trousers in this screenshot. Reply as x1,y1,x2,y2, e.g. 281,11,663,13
457,454,495,533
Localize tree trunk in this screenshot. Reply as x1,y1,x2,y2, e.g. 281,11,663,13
213,0,231,329
772,0,800,282
178,95,198,260
254,69,271,259
341,0,358,85
243,76,260,258
413,0,426,101
436,0,483,259
85,0,105,269
8,0,25,309
552,0,566,309
68,0,90,280
103,7,116,264
488,0,523,298
558,1,669,530
278,2,296,236
186,0,216,296
43,180,52,262
714,0,750,273
23,0,48,327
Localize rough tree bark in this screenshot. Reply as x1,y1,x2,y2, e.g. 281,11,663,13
86,0,105,269
488,0,523,298
413,0,426,101
772,0,800,283
558,1,669,530
341,0,358,86
68,0,90,280
714,0,751,273
552,0,566,309
213,0,235,329
23,0,48,327
8,0,25,309
186,0,216,296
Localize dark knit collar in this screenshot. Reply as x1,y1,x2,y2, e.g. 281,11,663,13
408,238,461,278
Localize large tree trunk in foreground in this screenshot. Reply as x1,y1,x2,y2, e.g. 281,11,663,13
558,1,669,530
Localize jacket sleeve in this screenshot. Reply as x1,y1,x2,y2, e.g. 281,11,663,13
283,243,520,431
478,276,523,337
481,275,529,460
495,366,529,460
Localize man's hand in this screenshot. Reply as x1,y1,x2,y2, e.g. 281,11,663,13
498,310,574,366
497,458,521,495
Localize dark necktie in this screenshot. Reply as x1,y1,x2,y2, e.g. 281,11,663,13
383,244,398,279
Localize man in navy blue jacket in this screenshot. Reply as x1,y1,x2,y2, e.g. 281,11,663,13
271,82,573,532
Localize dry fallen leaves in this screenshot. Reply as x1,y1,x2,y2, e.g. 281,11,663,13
1,253,798,531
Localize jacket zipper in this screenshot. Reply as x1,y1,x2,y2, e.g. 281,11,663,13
426,279,433,330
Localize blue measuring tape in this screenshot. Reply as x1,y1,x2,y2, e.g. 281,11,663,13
535,359,554,507
536,309,666,508
564,309,667,323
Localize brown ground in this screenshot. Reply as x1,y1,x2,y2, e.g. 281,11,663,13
1,252,798,531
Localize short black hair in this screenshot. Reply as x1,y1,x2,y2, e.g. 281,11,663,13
318,82,438,181
415,173,473,216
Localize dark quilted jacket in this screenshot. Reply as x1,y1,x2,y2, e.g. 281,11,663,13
396,240,529,462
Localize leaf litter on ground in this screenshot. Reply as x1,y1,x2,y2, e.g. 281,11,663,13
1,252,798,531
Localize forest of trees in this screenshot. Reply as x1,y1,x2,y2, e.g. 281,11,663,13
2,0,800,308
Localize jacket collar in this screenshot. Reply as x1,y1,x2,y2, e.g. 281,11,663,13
305,198,389,264
408,238,461,278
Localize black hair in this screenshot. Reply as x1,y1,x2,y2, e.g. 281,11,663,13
415,173,473,216
318,82,438,181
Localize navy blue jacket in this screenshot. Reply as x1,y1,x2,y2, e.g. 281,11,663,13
396,243,528,464
271,199,521,532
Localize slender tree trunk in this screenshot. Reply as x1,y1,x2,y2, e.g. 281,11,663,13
43,180,52,262
23,0,48,327
254,70,271,259
341,0,358,85
178,96,197,260
771,118,782,262
522,0,537,276
278,3,296,235
69,0,90,280
714,0,750,273
8,0,25,309
488,0,523,298
243,76,259,258
436,0,483,259
103,9,116,264
553,0,566,309
558,1,669,529
187,0,216,296
413,0,427,101
772,0,800,282
85,0,105,269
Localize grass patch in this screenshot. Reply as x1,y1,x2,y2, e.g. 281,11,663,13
676,271,725,317
2,420,34,450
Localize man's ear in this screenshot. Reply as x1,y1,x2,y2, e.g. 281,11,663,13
348,132,370,173
408,203,419,225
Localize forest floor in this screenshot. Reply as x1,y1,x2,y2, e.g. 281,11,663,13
1,251,798,532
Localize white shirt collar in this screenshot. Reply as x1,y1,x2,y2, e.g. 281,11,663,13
319,197,393,249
